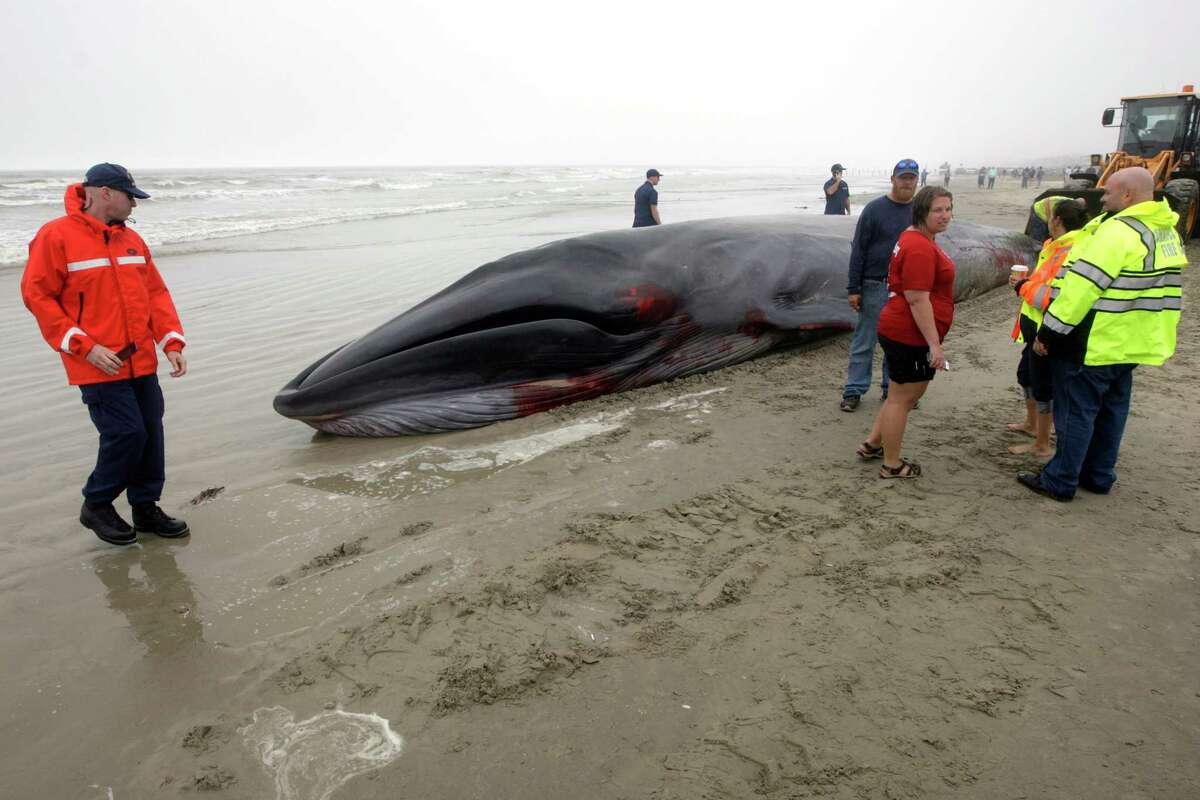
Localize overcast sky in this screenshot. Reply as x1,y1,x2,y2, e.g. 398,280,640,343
3,0,1197,170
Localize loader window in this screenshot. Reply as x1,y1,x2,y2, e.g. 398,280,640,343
1118,99,1188,156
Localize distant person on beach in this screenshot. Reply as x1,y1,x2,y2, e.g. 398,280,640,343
20,163,191,546
977,167,986,188
823,163,850,215
1006,197,1090,459
920,168,929,187
855,186,956,478
987,166,997,189
1018,167,1188,501
1036,166,1044,187
839,158,920,412
633,169,662,228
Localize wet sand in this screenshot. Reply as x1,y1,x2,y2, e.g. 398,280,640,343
2,177,1198,799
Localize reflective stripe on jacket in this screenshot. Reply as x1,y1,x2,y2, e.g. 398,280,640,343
1039,199,1187,366
20,184,186,385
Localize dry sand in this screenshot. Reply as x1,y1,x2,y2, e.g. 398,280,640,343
4,178,1199,799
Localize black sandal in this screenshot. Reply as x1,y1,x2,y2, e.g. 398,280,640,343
879,459,921,479
856,441,885,460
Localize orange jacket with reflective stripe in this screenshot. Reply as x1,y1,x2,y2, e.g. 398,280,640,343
1011,236,1075,340
20,184,186,385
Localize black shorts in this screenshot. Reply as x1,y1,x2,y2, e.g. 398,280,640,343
878,334,936,384
1016,316,1053,402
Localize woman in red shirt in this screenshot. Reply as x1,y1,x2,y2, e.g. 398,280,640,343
856,186,955,478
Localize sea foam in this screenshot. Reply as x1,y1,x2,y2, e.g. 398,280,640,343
240,705,403,800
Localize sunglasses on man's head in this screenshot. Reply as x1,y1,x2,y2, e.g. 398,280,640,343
895,160,918,169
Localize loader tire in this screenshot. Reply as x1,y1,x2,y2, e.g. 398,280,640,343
1164,179,1199,239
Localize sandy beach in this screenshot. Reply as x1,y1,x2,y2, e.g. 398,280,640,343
1,174,1197,799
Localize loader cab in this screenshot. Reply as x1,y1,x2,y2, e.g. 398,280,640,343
1030,87,1200,241
1104,93,1199,160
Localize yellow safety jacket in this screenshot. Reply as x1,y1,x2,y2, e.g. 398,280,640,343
1039,200,1187,366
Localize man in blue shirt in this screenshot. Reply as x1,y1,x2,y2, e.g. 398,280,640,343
839,158,919,411
823,164,850,215
633,169,662,228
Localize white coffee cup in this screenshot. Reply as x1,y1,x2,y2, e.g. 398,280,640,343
1010,264,1029,280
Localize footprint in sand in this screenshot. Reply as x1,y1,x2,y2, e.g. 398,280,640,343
240,706,403,800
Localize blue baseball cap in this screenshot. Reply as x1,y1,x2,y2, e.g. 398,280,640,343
892,159,920,177
83,163,150,199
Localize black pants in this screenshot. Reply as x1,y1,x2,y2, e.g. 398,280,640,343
79,375,166,506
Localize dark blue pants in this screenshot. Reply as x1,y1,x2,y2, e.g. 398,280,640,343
1041,360,1135,498
79,375,165,506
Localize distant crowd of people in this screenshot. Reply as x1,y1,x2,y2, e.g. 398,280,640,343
975,165,1045,188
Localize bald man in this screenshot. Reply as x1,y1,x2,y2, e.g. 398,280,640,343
1017,167,1188,501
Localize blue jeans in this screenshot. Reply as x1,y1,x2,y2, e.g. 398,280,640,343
843,279,889,398
79,375,166,506
1040,360,1135,498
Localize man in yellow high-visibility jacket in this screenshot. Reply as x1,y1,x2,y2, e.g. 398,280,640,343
1018,167,1188,501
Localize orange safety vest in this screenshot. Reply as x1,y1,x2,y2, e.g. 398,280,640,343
1011,237,1074,340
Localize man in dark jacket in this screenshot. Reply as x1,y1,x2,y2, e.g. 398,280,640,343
823,164,850,215
633,169,662,227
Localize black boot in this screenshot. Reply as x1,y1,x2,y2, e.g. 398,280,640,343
80,502,137,546
131,503,190,538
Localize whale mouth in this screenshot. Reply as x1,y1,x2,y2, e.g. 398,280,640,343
272,312,670,426
397,305,649,353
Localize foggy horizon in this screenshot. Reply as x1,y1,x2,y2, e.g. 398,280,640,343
4,0,1198,172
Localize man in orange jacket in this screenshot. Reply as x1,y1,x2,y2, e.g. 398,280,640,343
21,163,191,546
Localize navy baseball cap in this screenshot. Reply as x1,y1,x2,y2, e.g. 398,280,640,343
831,163,846,172
646,168,662,178
83,163,150,199
892,159,920,177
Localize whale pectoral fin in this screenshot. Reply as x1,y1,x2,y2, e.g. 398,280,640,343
759,301,858,333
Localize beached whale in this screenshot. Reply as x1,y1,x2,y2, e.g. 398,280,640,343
273,215,1038,436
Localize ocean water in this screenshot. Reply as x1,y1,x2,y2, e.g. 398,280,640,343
0,165,889,267
0,168,894,796
0,163,894,576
